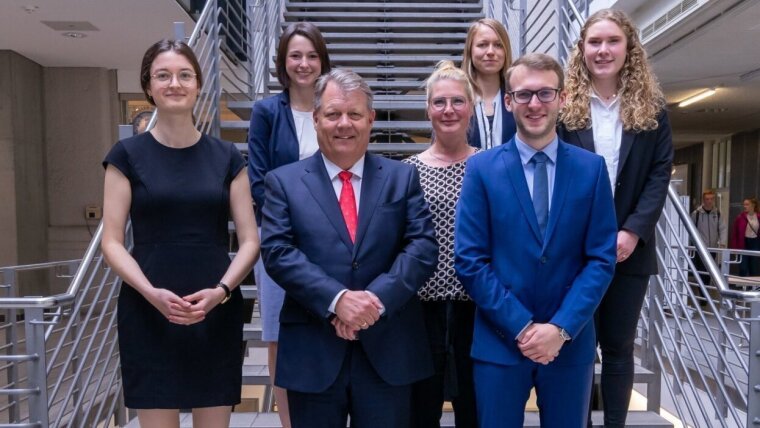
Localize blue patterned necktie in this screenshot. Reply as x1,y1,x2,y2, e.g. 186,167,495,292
531,152,549,237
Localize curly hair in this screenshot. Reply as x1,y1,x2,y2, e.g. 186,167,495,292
560,9,665,132
462,18,513,97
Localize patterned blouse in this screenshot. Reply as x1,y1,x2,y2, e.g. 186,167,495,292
403,152,479,301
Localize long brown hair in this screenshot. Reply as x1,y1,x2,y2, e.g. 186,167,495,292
560,9,664,132
461,18,513,96
275,22,331,88
140,39,202,106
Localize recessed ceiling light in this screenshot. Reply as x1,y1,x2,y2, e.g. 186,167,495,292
62,32,87,39
22,5,39,14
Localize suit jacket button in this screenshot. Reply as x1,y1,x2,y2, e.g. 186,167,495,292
352,262,359,270
540,256,547,264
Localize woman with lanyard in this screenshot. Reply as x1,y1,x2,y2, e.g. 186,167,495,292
461,18,517,149
558,9,673,428
246,22,331,428
404,60,480,428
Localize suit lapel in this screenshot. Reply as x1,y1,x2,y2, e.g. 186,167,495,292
543,144,570,248
617,131,635,176
301,153,354,252
353,154,387,256
578,127,596,152
503,142,543,243
280,92,300,161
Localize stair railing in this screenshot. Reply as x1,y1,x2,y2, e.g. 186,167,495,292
148,0,282,137
0,223,128,427
641,184,760,427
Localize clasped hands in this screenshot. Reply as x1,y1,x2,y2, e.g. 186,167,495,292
146,287,226,326
517,323,566,365
331,290,384,341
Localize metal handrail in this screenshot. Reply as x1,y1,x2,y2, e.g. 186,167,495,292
666,185,760,301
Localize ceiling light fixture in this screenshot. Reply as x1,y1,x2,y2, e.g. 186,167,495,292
62,31,87,39
678,88,716,108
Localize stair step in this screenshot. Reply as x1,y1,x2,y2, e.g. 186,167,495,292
228,98,428,120
234,142,428,155
243,319,262,341
326,42,465,53
323,32,467,43
595,363,658,384
124,410,672,427
224,120,431,132
272,65,436,77
242,364,270,385
287,0,480,2
240,284,257,300
269,79,426,91
330,53,460,66
286,2,482,12
284,11,483,21
286,21,472,32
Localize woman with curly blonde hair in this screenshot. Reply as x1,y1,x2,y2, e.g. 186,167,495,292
558,8,673,428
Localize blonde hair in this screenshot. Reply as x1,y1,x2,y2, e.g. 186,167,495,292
426,60,476,105
560,9,665,132
462,18,513,96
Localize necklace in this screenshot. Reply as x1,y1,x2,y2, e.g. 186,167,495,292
427,146,474,165
591,82,618,101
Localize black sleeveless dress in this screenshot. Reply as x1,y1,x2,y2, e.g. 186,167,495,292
103,132,244,408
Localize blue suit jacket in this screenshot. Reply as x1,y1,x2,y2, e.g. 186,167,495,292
247,91,300,224
261,152,438,392
454,138,617,366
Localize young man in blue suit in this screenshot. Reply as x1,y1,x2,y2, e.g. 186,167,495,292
455,53,618,428
261,68,438,428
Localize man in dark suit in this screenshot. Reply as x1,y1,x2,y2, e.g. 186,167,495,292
261,68,438,428
455,53,618,427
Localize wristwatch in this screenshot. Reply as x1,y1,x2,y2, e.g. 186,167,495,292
552,324,571,341
215,282,231,304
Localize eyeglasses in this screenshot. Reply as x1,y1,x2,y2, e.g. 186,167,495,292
508,88,560,104
151,70,197,86
430,96,469,111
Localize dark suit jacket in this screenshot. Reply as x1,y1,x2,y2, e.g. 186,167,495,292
466,87,517,148
455,138,617,366
247,90,300,224
558,110,674,275
261,152,438,393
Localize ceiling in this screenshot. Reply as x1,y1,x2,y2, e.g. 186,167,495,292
0,0,194,93
617,0,760,147
1,0,759,146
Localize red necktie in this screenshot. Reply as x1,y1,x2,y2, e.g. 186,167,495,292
338,171,357,242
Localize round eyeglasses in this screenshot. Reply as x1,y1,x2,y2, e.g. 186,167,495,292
430,96,469,111
150,70,197,86
508,88,560,104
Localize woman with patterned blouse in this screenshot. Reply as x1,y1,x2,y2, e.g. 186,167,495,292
404,60,480,428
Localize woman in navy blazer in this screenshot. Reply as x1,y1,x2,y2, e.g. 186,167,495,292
246,21,331,428
461,18,517,149
558,9,673,428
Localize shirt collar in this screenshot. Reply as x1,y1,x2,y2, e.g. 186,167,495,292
514,134,558,167
322,153,365,181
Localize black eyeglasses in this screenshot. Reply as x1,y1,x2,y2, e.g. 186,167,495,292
429,96,469,111
508,88,560,104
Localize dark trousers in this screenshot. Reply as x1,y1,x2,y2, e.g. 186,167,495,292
740,237,760,276
475,358,594,428
288,342,411,428
590,273,650,428
411,300,477,428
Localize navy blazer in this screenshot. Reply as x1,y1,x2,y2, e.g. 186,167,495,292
247,90,300,224
558,110,674,275
261,152,438,392
455,138,617,366
467,88,517,149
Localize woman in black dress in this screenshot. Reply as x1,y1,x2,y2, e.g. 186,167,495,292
101,40,259,428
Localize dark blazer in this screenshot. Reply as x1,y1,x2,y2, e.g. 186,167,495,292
467,87,517,149
247,90,300,224
455,139,617,366
558,110,674,275
261,152,438,393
